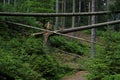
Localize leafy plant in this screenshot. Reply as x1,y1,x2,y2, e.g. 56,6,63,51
84,32,120,80
102,74,120,80
0,49,43,80
50,36,88,55
33,55,72,80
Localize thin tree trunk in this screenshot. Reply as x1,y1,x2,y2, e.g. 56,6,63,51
72,0,75,35
91,0,96,58
3,0,5,5
60,0,63,27
106,0,115,31
8,0,10,4
14,0,17,8
55,0,59,30
27,0,30,12
106,0,109,10
78,0,81,26
88,0,91,25
62,0,66,28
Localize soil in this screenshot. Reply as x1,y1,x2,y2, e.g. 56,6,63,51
54,31,101,80
62,71,88,80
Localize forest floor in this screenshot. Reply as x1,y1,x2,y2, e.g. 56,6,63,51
52,51,87,80
58,31,101,80
67,31,102,45
52,52,88,80
62,71,88,80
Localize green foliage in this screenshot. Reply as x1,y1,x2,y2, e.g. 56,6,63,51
83,30,106,36
0,0,55,27
104,32,120,74
84,32,120,80
0,49,43,80
0,36,47,54
0,23,72,80
22,37,47,55
33,55,72,80
23,0,55,13
0,36,71,80
109,0,120,11
102,74,120,80
84,58,110,80
50,36,88,55
0,0,73,76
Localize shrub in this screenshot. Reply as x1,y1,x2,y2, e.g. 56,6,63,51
102,74,120,80
0,49,43,80
50,36,88,55
0,36,72,80
84,58,110,80
84,32,120,80
33,55,72,80
22,37,47,55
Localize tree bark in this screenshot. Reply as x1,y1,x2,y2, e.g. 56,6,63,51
14,0,17,9
106,0,115,31
91,0,96,58
3,0,5,5
8,0,10,4
72,0,75,35
62,0,66,28
55,0,59,30
27,0,30,12
88,0,91,25
78,0,81,26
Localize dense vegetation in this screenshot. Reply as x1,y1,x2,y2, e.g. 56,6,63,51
0,1,86,80
50,36,89,55
84,31,120,80
0,0,120,80
84,0,120,79
0,23,76,80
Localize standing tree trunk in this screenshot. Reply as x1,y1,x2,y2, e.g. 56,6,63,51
78,0,81,26
106,0,109,11
14,0,17,8
61,0,63,28
55,0,59,30
91,0,96,58
62,0,66,29
8,0,10,4
3,0,6,5
72,0,75,35
27,0,30,12
88,0,91,25
106,0,115,31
